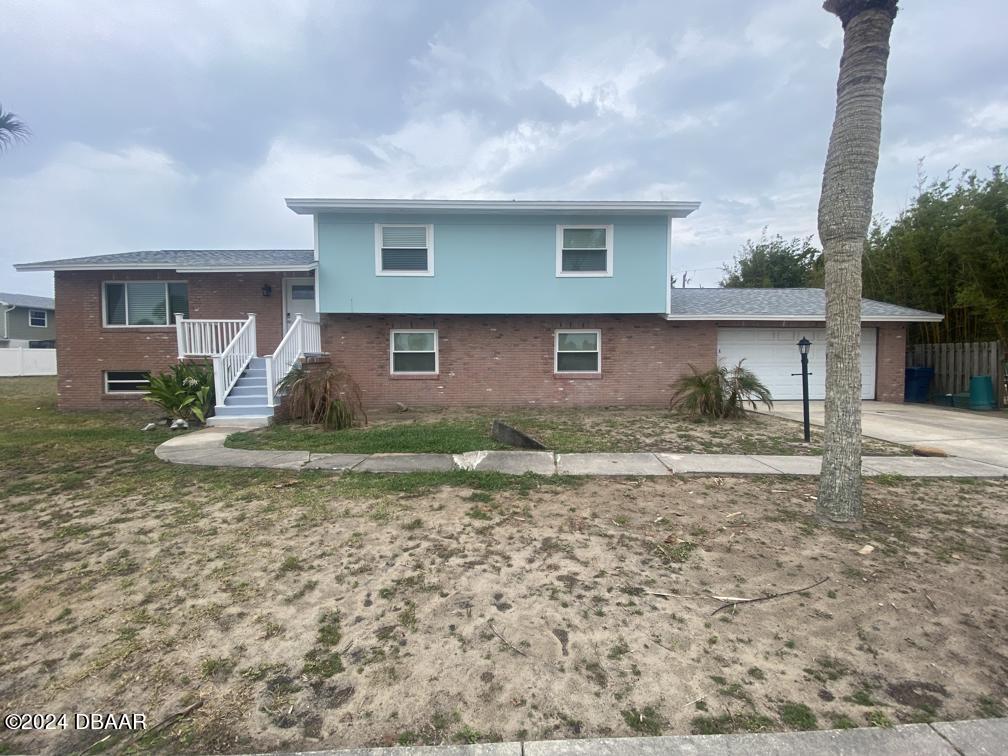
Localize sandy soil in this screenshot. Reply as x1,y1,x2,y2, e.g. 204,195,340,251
1,472,1005,754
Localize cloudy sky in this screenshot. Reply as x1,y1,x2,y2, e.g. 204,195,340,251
3,0,1006,296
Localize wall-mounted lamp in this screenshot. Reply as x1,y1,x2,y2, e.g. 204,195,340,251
261,284,272,297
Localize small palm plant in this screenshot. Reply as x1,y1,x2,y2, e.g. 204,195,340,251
670,360,773,419
144,361,216,422
277,365,366,430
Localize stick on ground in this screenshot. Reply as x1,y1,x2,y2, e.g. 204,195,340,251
710,577,829,616
487,620,528,657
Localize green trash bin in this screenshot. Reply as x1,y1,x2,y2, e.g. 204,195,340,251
968,375,996,411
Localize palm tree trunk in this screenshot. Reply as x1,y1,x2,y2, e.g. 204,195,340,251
817,1,897,523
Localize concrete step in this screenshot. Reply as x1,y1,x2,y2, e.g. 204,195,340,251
242,368,267,378
248,357,267,367
214,405,274,418
234,378,267,388
224,395,271,407
207,415,271,429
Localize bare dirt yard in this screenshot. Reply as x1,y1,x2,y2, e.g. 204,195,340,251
1,378,1005,755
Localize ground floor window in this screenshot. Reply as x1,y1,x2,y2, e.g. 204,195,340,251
555,330,601,373
390,330,438,374
105,371,150,393
104,281,189,326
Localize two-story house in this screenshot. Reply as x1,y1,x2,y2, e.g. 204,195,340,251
15,198,941,423
0,292,57,348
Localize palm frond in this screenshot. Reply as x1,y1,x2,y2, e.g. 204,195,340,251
0,104,31,152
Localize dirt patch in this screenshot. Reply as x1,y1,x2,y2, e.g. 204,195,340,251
2,471,1006,753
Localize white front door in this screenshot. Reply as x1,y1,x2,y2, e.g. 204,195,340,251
284,277,318,329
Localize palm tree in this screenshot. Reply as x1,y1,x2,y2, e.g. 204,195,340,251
817,0,898,523
0,103,30,152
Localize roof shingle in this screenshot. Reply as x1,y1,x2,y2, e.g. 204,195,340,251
668,288,942,321
15,249,314,272
0,292,55,310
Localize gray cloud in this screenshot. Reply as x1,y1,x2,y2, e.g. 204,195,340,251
2,0,1006,296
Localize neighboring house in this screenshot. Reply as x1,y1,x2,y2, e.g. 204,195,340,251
0,292,56,348
15,199,942,423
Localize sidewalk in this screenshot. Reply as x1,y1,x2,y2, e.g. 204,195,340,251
249,717,1006,755
155,427,1008,477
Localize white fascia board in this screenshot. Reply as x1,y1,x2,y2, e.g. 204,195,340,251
286,198,701,218
16,263,317,273
174,264,318,273
663,313,945,323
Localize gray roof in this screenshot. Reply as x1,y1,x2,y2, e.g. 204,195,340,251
15,249,315,272
0,292,55,310
667,288,943,322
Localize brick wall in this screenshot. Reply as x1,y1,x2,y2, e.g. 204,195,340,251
322,314,717,408
874,322,907,402
53,270,303,409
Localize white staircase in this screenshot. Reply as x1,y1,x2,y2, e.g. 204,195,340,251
211,357,273,424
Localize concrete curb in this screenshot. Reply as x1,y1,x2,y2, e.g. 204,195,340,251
155,428,1008,477
243,718,1008,755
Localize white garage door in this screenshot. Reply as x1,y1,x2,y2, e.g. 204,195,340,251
716,327,877,401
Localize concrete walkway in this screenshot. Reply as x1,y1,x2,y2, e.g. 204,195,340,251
156,428,1008,477
250,717,1007,755
767,400,1008,468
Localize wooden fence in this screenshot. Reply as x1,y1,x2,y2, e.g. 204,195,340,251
907,340,1005,406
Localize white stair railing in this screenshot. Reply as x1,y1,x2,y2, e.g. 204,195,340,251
176,316,247,357
265,317,323,406
213,314,257,405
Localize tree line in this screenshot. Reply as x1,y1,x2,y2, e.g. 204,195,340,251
721,166,1008,349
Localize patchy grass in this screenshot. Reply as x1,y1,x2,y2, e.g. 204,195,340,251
226,405,908,455
0,377,1005,754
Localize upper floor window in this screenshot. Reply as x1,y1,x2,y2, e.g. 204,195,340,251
28,309,48,327
376,224,434,276
104,281,189,327
556,225,613,277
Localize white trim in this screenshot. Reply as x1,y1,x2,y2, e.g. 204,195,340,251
665,216,673,317
313,214,319,263
28,309,48,328
286,198,701,217
101,280,188,328
555,225,613,278
374,223,434,277
104,370,150,394
663,313,945,322
389,328,438,375
15,262,316,272
554,329,602,375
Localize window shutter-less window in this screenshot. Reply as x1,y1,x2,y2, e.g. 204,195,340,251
561,227,608,272
381,226,429,271
127,282,169,325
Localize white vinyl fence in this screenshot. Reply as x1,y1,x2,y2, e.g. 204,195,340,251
0,348,57,376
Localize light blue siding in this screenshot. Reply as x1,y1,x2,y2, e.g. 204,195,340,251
316,213,669,314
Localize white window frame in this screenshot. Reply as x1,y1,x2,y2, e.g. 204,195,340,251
554,329,602,374
375,223,435,277
389,328,439,375
101,281,188,328
556,224,613,278
28,309,48,328
104,371,150,394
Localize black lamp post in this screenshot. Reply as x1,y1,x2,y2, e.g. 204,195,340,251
796,337,812,442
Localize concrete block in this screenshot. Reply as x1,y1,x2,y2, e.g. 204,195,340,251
354,453,456,473
930,717,1008,754
472,450,556,475
303,453,368,471
657,454,778,475
556,453,668,476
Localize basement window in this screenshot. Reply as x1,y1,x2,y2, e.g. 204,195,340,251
105,371,150,393
390,330,438,374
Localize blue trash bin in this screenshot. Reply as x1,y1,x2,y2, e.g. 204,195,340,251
968,375,996,411
904,367,933,403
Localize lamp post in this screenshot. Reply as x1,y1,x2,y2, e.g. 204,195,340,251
796,337,812,443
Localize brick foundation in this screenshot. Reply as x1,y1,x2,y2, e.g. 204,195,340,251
321,314,717,408
874,323,907,402
53,270,307,410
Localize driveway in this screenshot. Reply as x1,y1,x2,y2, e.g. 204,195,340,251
766,401,1008,469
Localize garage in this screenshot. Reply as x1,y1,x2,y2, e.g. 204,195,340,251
716,327,877,400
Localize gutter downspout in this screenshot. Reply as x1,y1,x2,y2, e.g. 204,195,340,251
1,302,15,340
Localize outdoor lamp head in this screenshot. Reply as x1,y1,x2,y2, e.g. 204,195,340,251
797,337,811,356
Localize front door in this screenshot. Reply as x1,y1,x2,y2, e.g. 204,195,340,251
284,277,318,329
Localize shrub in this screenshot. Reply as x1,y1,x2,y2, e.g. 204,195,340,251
670,360,773,419
144,361,215,422
278,365,366,430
